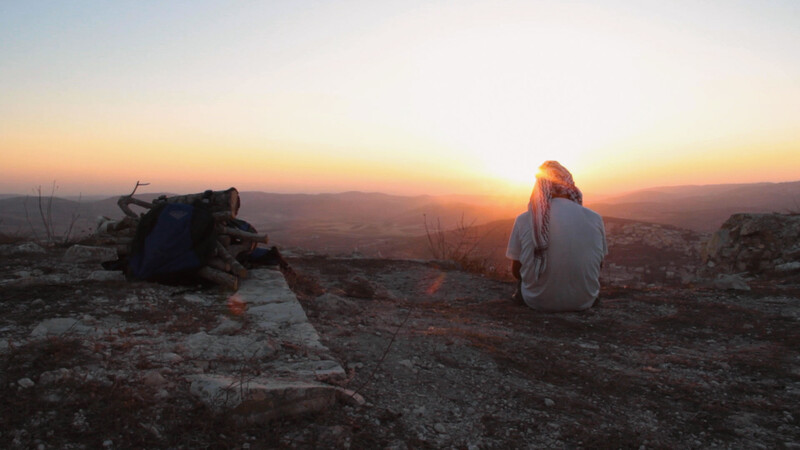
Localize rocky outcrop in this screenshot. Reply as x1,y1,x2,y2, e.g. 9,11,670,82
602,220,709,286
703,213,800,274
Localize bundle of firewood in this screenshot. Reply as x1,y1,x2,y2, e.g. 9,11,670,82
96,184,267,290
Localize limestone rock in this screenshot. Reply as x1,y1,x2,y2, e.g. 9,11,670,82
208,317,243,335
776,261,800,272
39,368,73,385
703,213,800,275
712,274,750,291
188,375,339,421
340,275,376,299
1,242,46,255
30,318,90,337
87,270,125,282
141,371,168,387
63,245,118,263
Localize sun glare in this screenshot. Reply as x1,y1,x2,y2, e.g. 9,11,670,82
395,16,645,191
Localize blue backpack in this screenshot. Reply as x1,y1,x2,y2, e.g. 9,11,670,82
128,202,216,281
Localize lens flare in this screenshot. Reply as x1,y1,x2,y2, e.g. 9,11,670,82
227,294,246,316
425,273,446,296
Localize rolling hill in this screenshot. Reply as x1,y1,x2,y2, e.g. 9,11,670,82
1,180,797,248
586,181,800,231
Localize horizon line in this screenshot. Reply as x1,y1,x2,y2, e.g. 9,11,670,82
1,178,799,201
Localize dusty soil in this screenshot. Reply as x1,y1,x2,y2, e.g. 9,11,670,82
282,255,800,449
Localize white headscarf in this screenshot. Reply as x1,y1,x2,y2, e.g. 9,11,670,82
528,160,583,280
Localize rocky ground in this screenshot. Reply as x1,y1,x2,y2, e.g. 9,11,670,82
285,255,800,449
1,240,799,449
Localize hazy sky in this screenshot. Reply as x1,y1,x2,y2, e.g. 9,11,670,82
2,0,798,199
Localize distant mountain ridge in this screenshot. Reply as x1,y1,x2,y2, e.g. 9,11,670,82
586,180,800,231
1,181,798,241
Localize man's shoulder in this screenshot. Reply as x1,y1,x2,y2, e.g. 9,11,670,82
581,205,604,223
513,210,530,224
509,210,530,238
552,199,604,223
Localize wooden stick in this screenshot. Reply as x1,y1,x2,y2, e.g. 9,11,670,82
218,235,231,247
213,211,234,222
159,188,239,218
97,216,137,234
206,256,232,273
117,196,154,218
127,180,150,196
215,241,248,278
215,240,231,260
114,244,129,256
227,243,256,260
198,266,239,290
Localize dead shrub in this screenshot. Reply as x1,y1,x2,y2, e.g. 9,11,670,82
423,213,501,278
23,182,81,246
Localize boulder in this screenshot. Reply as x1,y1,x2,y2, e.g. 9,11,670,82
339,275,376,299
703,213,800,275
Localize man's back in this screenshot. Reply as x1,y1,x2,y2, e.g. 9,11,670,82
508,198,607,311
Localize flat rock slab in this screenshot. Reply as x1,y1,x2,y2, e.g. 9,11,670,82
188,269,346,420
238,270,332,352
189,375,340,422
63,245,118,263
236,269,298,305
29,317,92,337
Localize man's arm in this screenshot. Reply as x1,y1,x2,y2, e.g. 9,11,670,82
511,260,521,280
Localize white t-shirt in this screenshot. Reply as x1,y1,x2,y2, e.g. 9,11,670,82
506,198,608,312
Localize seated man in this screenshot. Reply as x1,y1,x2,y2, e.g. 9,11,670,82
506,161,607,311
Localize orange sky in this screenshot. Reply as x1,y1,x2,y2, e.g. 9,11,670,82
1,1,798,199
